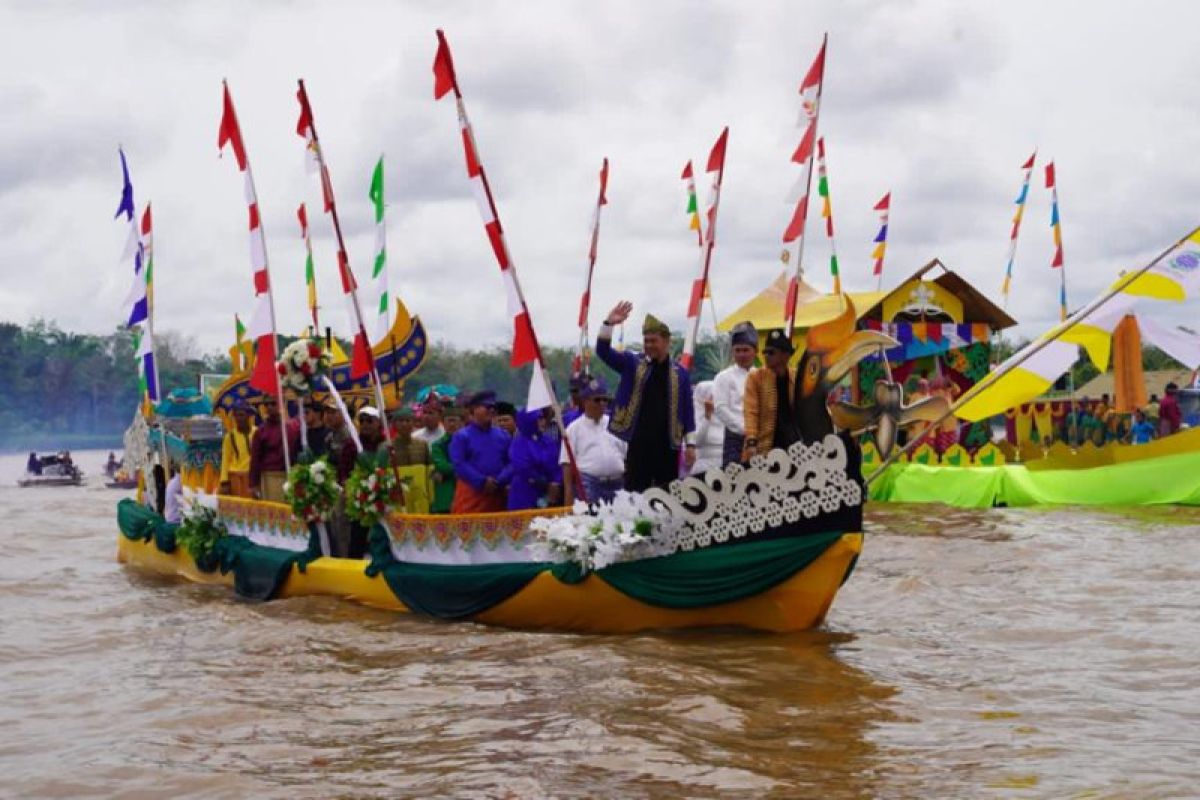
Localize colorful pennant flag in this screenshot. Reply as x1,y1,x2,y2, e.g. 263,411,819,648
783,35,827,334
136,204,159,402
681,127,730,371
297,203,319,333
218,82,282,397
815,137,841,295
574,157,609,376
1001,151,1037,306
115,148,148,330
1045,160,1067,321
368,156,391,343
681,160,702,245
872,192,890,289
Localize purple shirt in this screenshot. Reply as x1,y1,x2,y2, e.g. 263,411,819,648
449,423,513,491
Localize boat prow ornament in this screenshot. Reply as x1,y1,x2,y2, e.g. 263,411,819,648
831,380,950,459
212,299,427,413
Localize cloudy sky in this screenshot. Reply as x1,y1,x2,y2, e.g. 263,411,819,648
2,0,1198,355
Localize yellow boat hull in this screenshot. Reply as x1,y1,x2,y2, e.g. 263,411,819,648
117,532,863,634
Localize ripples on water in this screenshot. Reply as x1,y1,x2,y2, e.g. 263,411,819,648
1,452,1198,798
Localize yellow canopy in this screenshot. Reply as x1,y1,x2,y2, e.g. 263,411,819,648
717,272,886,332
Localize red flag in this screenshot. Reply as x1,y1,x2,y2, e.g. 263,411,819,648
874,192,891,212
511,312,538,367
141,204,152,236
680,160,694,180
1022,151,1037,170
791,124,816,165
295,83,315,137
218,84,247,170
433,30,458,99
1044,162,1056,188
599,157,609,205
350,331,373,378
801,39,827,93
297,203,307,231
706,126,729,173
783,195,809,243
251,335,277,394
1051,247,1064,268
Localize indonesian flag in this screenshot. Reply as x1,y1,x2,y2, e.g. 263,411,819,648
783,37,827,243
219,83,278,395
443,61,536,367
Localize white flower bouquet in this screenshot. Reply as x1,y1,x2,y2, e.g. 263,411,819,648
276,338,331,395
529,490,679,571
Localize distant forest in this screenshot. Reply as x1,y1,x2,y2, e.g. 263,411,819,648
6,318,1182,451
0,319,731,450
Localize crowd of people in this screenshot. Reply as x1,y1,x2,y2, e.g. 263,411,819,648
1052,383,1186,447
213,299,873,555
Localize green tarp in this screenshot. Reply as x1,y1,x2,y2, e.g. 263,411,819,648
869,450,1200,508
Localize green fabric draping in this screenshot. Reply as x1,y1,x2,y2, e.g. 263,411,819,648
595,531,845,609
117,499,312,602
869,450,1200,508
364,526,548,618
364,525,845,618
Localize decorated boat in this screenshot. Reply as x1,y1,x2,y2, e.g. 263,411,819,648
117,432,868,633
116,297,902,633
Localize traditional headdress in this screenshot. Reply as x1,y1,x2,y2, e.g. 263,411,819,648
642,313,670,337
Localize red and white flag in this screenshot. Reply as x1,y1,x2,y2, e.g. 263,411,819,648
782,36,827,329
681,127,729,371
218,82,279,395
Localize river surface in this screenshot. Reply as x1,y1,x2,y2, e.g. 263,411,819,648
1,450,1198,799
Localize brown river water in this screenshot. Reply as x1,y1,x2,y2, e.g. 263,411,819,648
1,450,1198,799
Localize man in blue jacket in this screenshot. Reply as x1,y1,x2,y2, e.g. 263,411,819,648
596,300,695,492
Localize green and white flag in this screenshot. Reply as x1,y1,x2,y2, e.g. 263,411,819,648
368,156,390,343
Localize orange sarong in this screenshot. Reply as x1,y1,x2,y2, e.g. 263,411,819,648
450,481,506,514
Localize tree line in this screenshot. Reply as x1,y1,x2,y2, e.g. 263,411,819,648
0,319,731,450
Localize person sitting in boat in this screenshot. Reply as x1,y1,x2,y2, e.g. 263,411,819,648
412,400,445,446
508,408,563,511
560,375,627,505
26,452,41,476
219,400,256,497
449,391,513,513
1127,408,1157,445
597,301,696,491
304,398,329,457
249,398,301,503
493,401,518,437
430,406,465,513
105,452,119,477
712,321,757,466
1145,393,1161,430
691,381,724,475
163,463,184,524
742,329,799,460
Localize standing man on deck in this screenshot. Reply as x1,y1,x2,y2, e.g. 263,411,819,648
742,329,799,460
249,398,300,502
712,321,758,466
219,400,256,497
449,391,513,513
596,301,696,492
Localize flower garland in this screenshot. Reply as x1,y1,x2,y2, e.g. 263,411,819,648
529,491,677,572
276,338,331,395
283,456,341,523
344,452,402,527
175,500,228,562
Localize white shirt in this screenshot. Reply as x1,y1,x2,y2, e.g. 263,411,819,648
163,473,184,524
559,413,627,479
412,424,445,444
712,363,750,435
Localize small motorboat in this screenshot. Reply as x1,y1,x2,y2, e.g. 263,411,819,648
18,453,84,487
